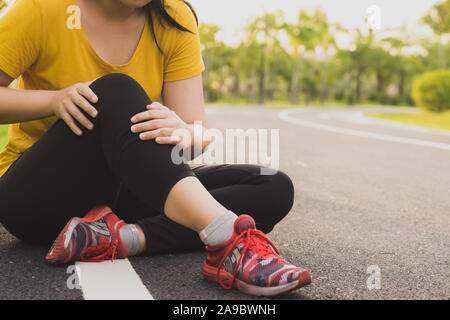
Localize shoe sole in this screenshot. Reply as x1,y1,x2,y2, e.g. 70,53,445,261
202,262,312,297
45,206,112,264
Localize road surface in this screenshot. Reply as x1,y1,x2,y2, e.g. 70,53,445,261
1,106,449,300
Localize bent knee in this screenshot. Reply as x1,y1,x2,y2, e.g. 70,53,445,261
270,169,295,213
90,73,140,91
88,73,152,118
257,170,295,233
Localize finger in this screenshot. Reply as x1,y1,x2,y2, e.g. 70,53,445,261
72,92,98,118
85,77,101,87
60,112,82,136
146,102,168,110
155,135,181,145
67,101,94,130
131,119,176,133
131,109,171,123
138,128,174,140
77,84,98,105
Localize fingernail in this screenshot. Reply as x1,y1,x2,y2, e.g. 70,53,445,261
131,117,136,122
131,125,136,132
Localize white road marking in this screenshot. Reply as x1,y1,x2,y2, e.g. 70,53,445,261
75,259,154,300
278,109,450,151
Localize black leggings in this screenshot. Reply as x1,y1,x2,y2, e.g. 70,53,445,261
0,73,294,255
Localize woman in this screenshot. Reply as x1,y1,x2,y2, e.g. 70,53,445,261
0,0,311,297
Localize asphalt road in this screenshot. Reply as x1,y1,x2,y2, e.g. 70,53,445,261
0,106,449,300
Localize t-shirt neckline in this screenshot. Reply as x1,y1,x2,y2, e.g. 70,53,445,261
73,0,148,71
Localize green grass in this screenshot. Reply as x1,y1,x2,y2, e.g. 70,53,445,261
0,125,8,150
368,110,450,131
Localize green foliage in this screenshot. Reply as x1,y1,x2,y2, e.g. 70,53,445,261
422,0,450,35
412,70,450,112
198,4,448,107
0,0,7,12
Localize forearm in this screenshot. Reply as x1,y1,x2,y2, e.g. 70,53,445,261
0,86,56,124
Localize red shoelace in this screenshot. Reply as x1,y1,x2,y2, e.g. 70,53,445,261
77,218,126,263
217,229,280,290
80,240,119,262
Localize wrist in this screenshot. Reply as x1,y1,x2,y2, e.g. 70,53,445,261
46,90,59,116
188,122,211,150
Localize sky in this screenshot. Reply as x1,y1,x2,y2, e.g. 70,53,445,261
189,0,442,47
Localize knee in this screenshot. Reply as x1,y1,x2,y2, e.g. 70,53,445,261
90,73,141,93
89,73,151,116
258,170,295,233
274,170,295,213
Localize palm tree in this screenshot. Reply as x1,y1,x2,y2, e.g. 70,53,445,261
244,12,283,105
281,8,335,104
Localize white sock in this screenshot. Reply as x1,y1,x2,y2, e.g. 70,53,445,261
199,211,238,246
119,224,141,256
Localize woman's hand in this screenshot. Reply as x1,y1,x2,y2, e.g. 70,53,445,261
50,82,99,136
130,102,192,147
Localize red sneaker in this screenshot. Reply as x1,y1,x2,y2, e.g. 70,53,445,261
202,215,311,297
45,205,128,264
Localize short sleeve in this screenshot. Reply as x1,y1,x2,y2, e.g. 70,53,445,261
162,1,205,82
0,0,42,79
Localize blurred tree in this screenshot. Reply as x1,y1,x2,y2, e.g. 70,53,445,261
421,41,450,70
383,34,424,100
244,12,283,105
370,46,394,97
346,30,375,102
281,8,335,104
423,0,450,35
196,7,443,107
198,24,223,101
412,70,450,111
421,0,449,83
0,0,7,12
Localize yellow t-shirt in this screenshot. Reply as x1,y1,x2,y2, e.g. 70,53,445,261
0,0,204,177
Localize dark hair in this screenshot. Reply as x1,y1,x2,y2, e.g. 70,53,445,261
146,0,198,54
